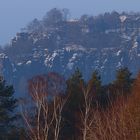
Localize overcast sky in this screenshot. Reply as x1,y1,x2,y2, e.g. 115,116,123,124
0,0,140,46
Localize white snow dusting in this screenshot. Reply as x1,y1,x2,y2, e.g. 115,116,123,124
26,60,32,65
116,50,121,56
120,15,127,22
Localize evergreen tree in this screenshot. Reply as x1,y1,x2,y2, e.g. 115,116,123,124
62,68,84,140
0,76,17,140
87,70,108,107
113,67,133,96
66,68,84,110
43,8,63,27
88,70,102,97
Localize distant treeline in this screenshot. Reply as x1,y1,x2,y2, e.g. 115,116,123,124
25,8,140,33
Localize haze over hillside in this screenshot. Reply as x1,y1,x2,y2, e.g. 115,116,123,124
0,1,140,139
0,9,139,96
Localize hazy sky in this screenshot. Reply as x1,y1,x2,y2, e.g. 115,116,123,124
0,0,140,45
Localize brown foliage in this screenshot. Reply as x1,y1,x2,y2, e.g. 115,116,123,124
79,74,140,140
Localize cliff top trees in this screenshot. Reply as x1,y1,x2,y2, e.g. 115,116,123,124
43,8,70,27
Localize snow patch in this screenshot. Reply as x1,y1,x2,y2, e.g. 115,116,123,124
116,50,121,56
17,62,23,66
101,66,104,69
67,19,78,23
116,62,122,68
105,29,120,34
67,62,74,70
82,28,89,33
11,63,17,72
0,53,8,59
65,44,86,52
33,38,38,44
121,34,131,41
103,58,108,64
120,15,127,22
132,41,138,48
69,53,78,62
26,60,32,65
44,52,58,67
52,52,58,58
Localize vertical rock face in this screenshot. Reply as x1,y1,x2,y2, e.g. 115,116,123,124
1,11,140,96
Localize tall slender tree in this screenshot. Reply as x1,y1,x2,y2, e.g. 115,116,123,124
62,68,85,140
113,67,133,96
88,70,102,97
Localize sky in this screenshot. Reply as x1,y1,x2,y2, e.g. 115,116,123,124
0,0,140,46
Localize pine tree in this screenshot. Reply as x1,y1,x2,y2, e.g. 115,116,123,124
0,76,17,140
87,70,106,107
62,68,84,140
113,67,133,96
88,70,102,97
66,68,84,110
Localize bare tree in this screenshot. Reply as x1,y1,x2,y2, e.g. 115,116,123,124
79,79,140,140
21,73,68,140
79,81,95,140
86,95,140,140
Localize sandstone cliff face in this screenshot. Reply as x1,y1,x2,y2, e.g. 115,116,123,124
1,12,140,96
